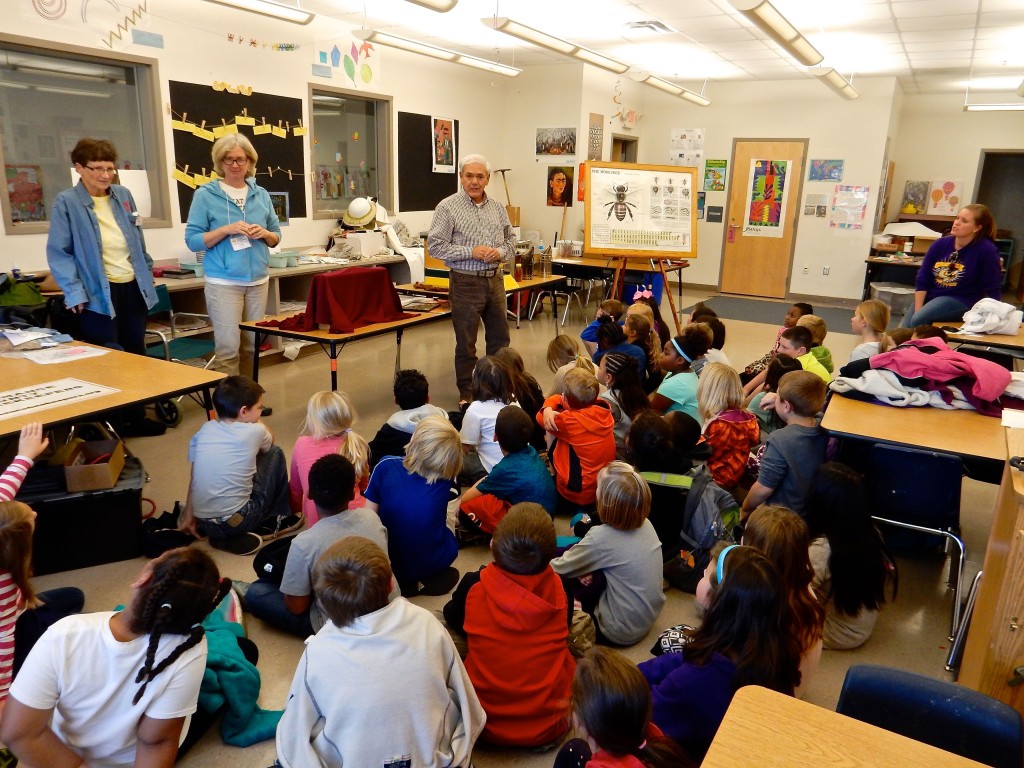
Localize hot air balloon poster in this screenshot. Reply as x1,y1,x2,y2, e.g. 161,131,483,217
928,179,963,216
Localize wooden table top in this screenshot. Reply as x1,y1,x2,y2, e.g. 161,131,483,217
821,392,1006,462
396,273,567,298
240,306,452,344
701,686,988,768
552,257,690,272
0,344,223,436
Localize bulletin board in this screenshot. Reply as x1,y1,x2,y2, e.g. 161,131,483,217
584,161,698,259
397,111,460,212
168,81,307,223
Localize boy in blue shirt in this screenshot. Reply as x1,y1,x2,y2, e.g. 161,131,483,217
458,405,558,543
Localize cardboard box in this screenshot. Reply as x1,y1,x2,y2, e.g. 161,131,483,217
910,235,940,254
64,439,125,492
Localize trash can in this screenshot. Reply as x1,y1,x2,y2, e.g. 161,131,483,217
869,282,916,321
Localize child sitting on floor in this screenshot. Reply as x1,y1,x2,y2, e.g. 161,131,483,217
547,335,598,397
741,302,813,396
289,390,369,526
276,537,484,767
538,368,616,512
746,353,803,442
698,363,759,491
849,300,895,363
551,462,665,647
460,356,517,485
776,326,831,383
443,503,574,748
367,369,448,470
581,299,625,358
796,314,834,374
458,406,558,539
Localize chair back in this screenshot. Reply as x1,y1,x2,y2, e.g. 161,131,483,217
837,664,1023,768
149,283,173,315
867,443,961,549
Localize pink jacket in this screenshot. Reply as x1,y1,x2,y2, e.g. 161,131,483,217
869,338,1010,403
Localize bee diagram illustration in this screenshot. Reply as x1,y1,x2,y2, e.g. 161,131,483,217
604,183,638,222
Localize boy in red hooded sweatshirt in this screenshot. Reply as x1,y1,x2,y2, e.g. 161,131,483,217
537,367,616,514
443,503,575,747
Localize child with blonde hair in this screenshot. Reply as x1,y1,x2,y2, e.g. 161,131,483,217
796,314,833,374
550,462,665,646
849,299,894,363
624,314,661,392
365,416,463,596
547,334,598,396
697,362,759,490
290,390,370,526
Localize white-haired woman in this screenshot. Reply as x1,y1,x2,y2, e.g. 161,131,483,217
185,134,281,377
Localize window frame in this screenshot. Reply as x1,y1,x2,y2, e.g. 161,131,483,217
307,83,393,221
0,33,170,235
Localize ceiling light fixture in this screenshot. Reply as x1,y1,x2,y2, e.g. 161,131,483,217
201,0,314,25
963,103,1024,112
728,0,823,67
35,86,112,98
635,73,711,106
404,0,457,11
353,29,521,77
809,66,858,100
1017,79,1024,98
483,17,629,75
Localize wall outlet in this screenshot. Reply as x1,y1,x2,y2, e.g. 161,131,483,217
802,266,809,274
823,266,830,275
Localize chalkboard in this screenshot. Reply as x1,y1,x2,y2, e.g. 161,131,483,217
168,81,307,223
397,111,459,212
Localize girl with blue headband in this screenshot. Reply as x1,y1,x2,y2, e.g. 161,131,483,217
649,324,712,422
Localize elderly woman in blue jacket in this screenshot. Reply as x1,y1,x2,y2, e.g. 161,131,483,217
185,134,280,376
47,138,165,435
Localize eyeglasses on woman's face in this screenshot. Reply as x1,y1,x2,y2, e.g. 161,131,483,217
83,165,116,176
222,156,249,166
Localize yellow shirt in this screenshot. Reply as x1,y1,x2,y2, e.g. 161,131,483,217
797,351,831,383
91,195,134,283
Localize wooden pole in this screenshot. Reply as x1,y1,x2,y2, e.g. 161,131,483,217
559,203,568,242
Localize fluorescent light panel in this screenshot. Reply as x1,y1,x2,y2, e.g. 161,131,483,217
729,0,823,67
404,0,457,11
810,66,858,100
1017,79,1024,98
963,103,1024,112
637,74,711,106
353,30,520,77
36,86,111,98
484,17,629,75
201,0,314,25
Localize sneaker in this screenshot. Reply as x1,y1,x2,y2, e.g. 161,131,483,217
210,532,262,556
455,523,490,549
417,566,460,596
256,514,304,541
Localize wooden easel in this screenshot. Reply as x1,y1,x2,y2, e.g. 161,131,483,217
606,256,682,334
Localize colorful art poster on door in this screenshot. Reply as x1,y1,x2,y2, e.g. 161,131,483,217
928,180,963,216
703,159,726,191
830,185,870,230
743,159,789,238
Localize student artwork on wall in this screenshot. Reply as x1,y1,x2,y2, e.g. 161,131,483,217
670,128,704,166
432,117,455,174
900,180,930,214
830,185,870,230
743,159,790,238
703,159,727,191
20,0,154,51
928,179,963,215
168,80,306,223
5,164,45,222
313,39,382,90
269,192,289,225
808,159,843,181
536,127,576,156
588,113,604,161
546,166,573,207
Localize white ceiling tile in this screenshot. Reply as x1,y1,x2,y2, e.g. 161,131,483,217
892,0,979,17
897,15,982,32
903,40,974,52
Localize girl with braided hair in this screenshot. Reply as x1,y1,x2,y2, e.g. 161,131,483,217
1,548,229,768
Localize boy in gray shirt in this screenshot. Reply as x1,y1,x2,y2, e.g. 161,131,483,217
243,453,398,636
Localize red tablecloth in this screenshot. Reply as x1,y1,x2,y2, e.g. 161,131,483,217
257,266,414,333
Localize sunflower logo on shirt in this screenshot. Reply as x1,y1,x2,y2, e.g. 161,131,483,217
932,260,964,288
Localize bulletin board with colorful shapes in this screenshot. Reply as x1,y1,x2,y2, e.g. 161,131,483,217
168,80,307,222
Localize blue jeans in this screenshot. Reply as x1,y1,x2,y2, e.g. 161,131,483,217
243,578,314,637
196,445,290,541
901,296,970,328
78,279,149,355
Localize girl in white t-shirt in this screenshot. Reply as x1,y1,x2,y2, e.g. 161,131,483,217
459,356,516,483
849,299,894,363
1,548,229,768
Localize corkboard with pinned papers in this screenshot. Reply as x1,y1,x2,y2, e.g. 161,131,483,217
168,81,307,222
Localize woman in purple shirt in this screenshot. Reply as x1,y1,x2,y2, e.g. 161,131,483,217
901,204,1001,327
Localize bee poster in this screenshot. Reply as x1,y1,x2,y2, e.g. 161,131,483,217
583,161,697,259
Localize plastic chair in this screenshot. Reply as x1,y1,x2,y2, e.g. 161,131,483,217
866,443,965,639
837,664,1024,768
145,284,215,369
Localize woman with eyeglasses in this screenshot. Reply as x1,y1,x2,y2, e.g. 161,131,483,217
185,134,281,377
46,138,166,437
900,203,1001,327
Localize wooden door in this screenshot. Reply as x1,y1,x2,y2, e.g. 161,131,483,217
720,139,807,298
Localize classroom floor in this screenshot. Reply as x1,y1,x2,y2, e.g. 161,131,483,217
31,285,996,767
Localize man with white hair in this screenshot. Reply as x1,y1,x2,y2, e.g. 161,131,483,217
428,154,516,405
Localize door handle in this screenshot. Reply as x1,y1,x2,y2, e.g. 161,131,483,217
1008,665,1024,687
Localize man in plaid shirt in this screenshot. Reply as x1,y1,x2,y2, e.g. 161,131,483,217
428,154,516,404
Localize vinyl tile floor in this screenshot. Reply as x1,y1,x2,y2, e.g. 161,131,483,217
28,287,995,767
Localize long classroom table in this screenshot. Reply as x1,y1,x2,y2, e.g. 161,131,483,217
0,343,224,437
241,307,451,391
